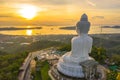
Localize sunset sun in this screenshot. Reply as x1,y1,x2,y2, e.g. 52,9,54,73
18,4,38,20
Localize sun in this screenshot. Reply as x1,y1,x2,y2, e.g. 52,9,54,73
18,4,38,20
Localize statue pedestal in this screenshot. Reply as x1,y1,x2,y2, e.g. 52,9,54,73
57,59,84,77
49,64,86,80
57,52,94,78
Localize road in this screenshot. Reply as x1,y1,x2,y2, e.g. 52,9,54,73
18,48,60,80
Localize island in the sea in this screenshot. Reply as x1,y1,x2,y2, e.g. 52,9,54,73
60,26,75,30
102,25,120,28
60,25,120,31
0,27,42,31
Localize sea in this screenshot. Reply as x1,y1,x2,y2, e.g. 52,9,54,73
0,26,119,35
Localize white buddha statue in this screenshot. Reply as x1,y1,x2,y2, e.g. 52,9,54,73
57,13,93,78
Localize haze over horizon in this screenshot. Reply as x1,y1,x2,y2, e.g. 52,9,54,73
0,0,120,26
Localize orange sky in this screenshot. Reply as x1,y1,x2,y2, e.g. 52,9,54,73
0,0,120,26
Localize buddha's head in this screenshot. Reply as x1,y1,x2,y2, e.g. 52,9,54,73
76,13,91,35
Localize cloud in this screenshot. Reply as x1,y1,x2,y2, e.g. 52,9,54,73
91,0,120,9
0,0,68,5
37,0,68,5
1,0,120,9
0,14,13,18
92,16,104,19
0,15,12,17
86,0,96,7
0,13,17,18
64,19,75,21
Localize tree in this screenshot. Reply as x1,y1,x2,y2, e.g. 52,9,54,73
111,54,120,65
90,46,107,64
107,71,118,80
58,44,71,51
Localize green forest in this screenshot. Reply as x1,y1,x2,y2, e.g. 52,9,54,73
0,40,63,80
0,51,28,80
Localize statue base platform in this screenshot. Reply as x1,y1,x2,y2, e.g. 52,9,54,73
49,64,86,80
57,59,84,78
57,52,94,78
